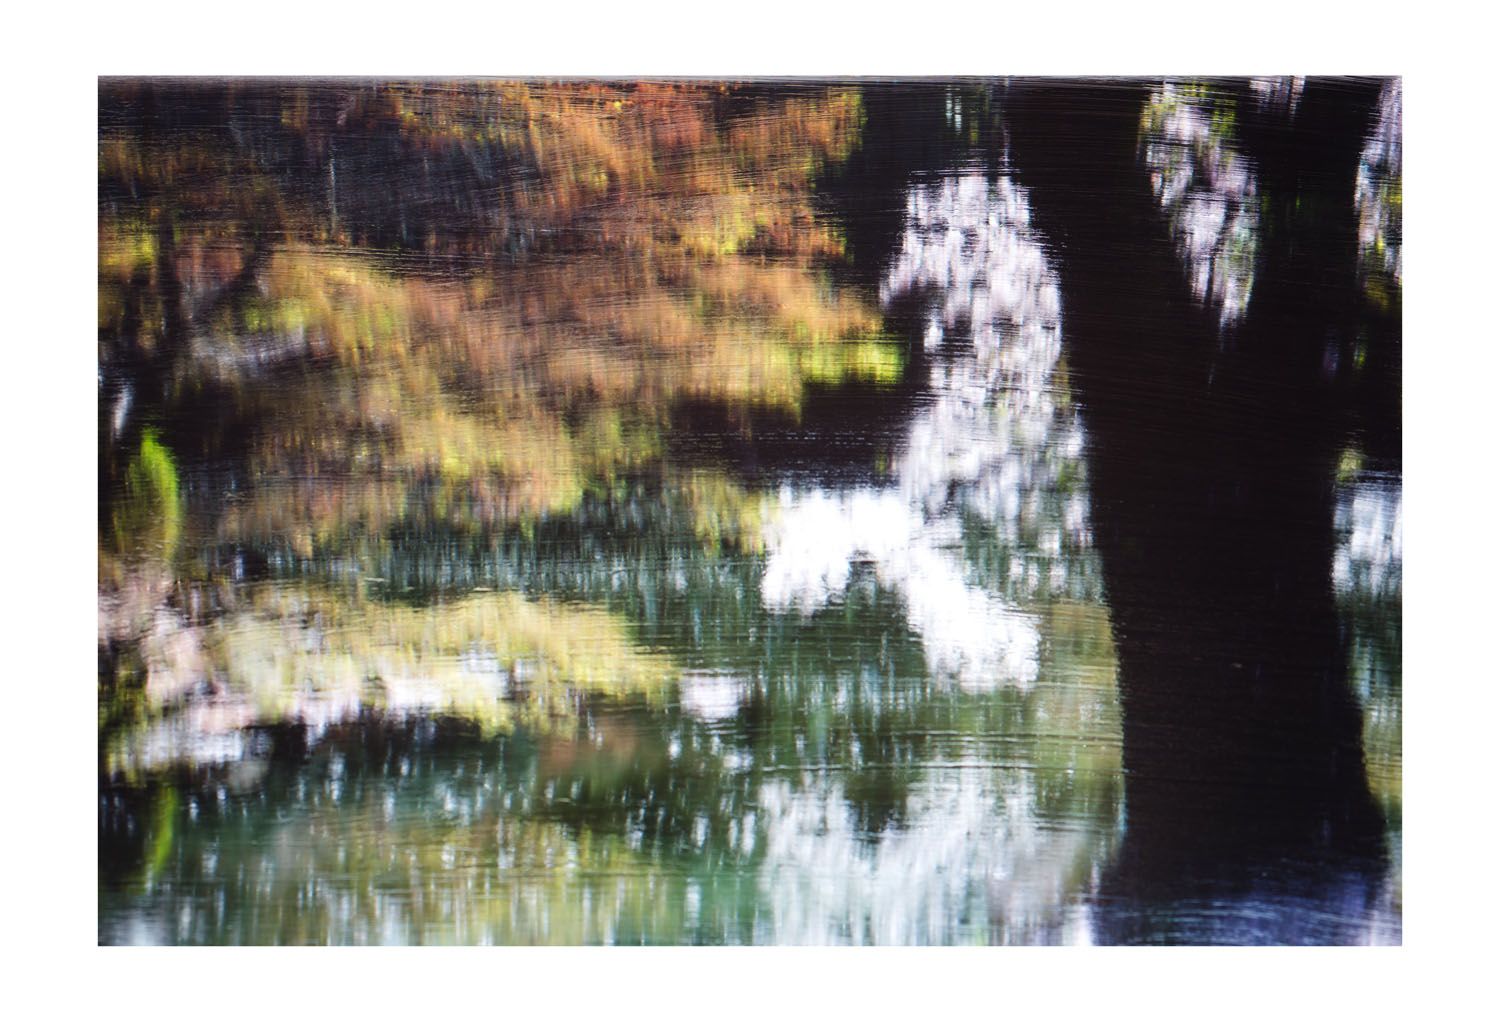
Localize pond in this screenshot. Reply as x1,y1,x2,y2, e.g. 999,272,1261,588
97,78,1401,945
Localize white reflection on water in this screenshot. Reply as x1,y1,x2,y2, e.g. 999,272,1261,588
1333,465,1401,929
1248,76,1305,117
677,670,750,722
1356,80,1402,289
762,487,1042,690
1140,84,1261,328
102,587,670,777
762,170,1091,692
757,763,1105,945
1334,476,1403,599
749,169,1120,941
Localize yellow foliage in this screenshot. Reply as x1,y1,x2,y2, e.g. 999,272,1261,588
100,83,903,552
105,583,679,778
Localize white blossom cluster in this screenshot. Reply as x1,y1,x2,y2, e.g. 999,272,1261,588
762,171,1097,692
1140,85,1262,328
1356,80,1403,287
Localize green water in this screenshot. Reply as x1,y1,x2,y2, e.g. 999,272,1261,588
98,78,1400,944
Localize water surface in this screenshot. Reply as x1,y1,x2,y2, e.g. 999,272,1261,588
98,78,1401,944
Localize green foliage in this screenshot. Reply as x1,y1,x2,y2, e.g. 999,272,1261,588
112,429,182,560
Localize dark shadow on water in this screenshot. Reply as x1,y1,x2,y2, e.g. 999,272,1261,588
1002,78,1397,944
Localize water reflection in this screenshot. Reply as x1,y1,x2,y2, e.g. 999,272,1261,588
99,79,1399,945
764,170,1096,692
1335,470,1403,600
1248,76,1305,117
749,166,1121,941
1355,79,1403,302
99,82,898,552
1139,84,1261,329
1334,459,1402,855
756,759,1106,945
102,584,676,778
100,594,1124,944
999,78,1399,943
